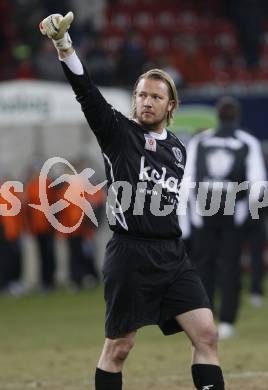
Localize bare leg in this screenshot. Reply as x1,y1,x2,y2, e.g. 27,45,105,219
176,308,224,389
97,331,136,372
176,308,219,364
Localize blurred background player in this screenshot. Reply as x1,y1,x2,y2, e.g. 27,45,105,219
243,200,266,307
185,96,267,339
54,159,105,290
0,181,24,295
24,163,56,293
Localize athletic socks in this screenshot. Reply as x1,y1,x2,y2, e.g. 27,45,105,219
192,364,225,390
95,368,122,390
95,364,223,389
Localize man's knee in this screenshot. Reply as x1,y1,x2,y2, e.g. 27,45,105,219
107,338,135,363
194,323,218,351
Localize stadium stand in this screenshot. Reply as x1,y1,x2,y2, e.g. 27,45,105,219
1,0,268,87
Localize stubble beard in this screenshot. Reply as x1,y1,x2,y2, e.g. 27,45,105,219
137,112,167,132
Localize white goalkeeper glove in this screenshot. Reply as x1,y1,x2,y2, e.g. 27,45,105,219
39,11,74,50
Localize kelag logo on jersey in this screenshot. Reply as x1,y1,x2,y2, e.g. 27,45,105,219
139,156,179,193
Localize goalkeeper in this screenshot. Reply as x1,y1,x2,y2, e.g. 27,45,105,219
39,12,225,390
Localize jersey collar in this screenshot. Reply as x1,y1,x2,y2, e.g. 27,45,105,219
149,128,167,140
132,119,168,140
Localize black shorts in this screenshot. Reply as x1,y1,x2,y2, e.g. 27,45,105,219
102,233,210,338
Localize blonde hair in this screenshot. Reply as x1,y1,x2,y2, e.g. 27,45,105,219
130,68,179,126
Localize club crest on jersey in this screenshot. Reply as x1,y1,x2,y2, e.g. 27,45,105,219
172,147,183,162
172,147,184,170
144,134,157,152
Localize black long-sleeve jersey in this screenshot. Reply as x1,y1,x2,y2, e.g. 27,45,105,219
62,63,186,239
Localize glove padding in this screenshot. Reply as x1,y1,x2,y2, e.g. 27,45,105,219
39,12,74,50
39,12,74,39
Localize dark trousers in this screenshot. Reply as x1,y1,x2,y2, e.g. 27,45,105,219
0,229,22,290
8,239,22,283
191,225,243,324
246,220,266,295
36,232,56,289
67,236,99,287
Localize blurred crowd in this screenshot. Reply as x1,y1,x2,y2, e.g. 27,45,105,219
1,0,268,87
0,159,106,296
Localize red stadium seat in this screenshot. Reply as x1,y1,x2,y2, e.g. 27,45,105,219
258,55,268,80
232,68,253,82
145,34,170,58
132,11,154,31
209,69,231,85
155,11,176,31
214,31,240,56
110,12,131,29
101,31,125,54
250,67,268,81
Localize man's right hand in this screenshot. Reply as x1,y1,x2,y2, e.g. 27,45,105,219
39,12,74,52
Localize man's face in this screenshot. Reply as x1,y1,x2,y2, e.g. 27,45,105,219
135,78,174,132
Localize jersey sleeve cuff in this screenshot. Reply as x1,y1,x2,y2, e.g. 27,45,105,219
60,51,84,75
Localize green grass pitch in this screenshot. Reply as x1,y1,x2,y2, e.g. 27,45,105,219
0,277,267,389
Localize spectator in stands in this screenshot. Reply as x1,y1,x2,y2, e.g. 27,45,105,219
152,55,184,89
115,29,147,86
15,57,37,80
172,34,211,86
0,202,24,296
0,222,9,293
54,160,105,290
69,0,105,30
0,0,17,80
244,207,266,307
0,183,24,296
70,17,97,54
85,34,115,86
14,0,45,53
24,164,56,292
226,0,266,68
34,40,66,81
43,0,70,16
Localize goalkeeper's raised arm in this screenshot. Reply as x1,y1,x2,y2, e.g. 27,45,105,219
39,11,123,149
39,12,74,58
